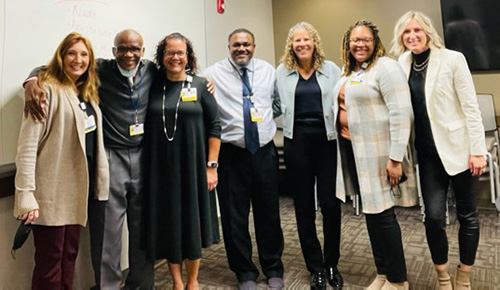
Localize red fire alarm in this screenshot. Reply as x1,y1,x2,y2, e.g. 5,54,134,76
217,0,225,14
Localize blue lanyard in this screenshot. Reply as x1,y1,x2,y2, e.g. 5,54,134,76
229,59,254,96
128,69,143,123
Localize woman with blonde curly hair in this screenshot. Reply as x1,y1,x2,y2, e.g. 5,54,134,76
334,20,417,290
275,22,342,289
392,11,486,290
14,32,109,288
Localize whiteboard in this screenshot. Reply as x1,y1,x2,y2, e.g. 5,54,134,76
0,0,207,166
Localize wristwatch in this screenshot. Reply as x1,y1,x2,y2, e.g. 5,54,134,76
207,161,219,168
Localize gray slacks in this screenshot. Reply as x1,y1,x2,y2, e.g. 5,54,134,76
89,146,154,289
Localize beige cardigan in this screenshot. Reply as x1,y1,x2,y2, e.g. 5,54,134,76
14,81,109,226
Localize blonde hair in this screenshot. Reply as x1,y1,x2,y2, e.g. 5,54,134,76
391,11,444,56
280,22,325,70
340,20,386,76
40,32,99,103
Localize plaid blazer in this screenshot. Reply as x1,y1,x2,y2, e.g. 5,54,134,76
334,57,418,214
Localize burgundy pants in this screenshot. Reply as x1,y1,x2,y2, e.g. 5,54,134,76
32,225,82,290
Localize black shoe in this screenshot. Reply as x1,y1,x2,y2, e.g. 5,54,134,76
310,271,327,290
327,266,343,289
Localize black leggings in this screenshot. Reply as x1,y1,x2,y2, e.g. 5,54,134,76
365,208,408,283
340,136,407,282
418,147,480,266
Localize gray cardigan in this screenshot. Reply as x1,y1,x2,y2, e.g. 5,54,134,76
274,60,341,140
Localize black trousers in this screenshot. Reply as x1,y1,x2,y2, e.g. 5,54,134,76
283,126,341,274
366,208,408,282
341,136,407,282
217,142,284,282
418,147,480,266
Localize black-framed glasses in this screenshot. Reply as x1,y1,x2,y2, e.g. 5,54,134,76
388,173,407,199
114,46,143,54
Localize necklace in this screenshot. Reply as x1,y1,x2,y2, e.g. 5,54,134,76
162,82,182,142
412,55,430,72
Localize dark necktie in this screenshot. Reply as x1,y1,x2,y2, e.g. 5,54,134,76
241,67,260,154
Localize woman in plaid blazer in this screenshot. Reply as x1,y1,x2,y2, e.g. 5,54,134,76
333,20,418,290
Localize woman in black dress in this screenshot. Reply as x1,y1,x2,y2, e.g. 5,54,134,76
144,33,221,290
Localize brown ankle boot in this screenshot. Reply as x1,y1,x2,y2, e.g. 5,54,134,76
455,265,471,289
435,265,452,290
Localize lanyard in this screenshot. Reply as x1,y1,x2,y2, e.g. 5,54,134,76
127,69,144,124
229,58,254,97
78,96,91,118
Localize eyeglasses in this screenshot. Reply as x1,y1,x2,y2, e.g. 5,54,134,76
388,173,407,199
164,50,186,58
349,38,374,44
114,46,143,54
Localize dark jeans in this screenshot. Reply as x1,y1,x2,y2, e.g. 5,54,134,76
366,208,408,283
284,125,341,274
418,147,480,266
32,225,82,290
217,142,284,282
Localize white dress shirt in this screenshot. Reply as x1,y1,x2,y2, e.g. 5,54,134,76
203,57,277,148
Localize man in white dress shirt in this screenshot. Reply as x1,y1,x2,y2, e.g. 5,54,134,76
204,28,284,290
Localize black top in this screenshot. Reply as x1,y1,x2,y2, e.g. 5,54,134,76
144,75,221,262
409,48,436,153
294,72,324,128
80,99,97,192
97,59,157,148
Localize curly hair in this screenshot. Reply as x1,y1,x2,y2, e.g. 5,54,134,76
39,32,99,103
280,22,325,70
154,32,198,75
340,20,387,76
390,11,444,56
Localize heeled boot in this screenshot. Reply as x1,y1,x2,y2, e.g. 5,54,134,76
455,265,471,289
435,264,453,290
380,280,409,290
367,274,386,290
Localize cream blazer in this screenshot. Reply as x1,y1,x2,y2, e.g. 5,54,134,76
14,81,109,226
398,48,487,175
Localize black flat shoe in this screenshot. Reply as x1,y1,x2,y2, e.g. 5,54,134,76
310,271,327,290
327,266,343,289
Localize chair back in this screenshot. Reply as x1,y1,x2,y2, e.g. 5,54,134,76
477,93,497,132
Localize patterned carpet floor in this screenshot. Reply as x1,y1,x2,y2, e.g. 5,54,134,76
151,188,500,289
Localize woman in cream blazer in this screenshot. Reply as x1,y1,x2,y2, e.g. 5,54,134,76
14,32,109,289
392,11,487,290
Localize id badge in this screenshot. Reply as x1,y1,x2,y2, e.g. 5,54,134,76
181,88,197,102
129,123,144,136
250,107,263,122
349,77,363,85
85,115,97,134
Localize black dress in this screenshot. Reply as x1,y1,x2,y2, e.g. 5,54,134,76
144,74,221,263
